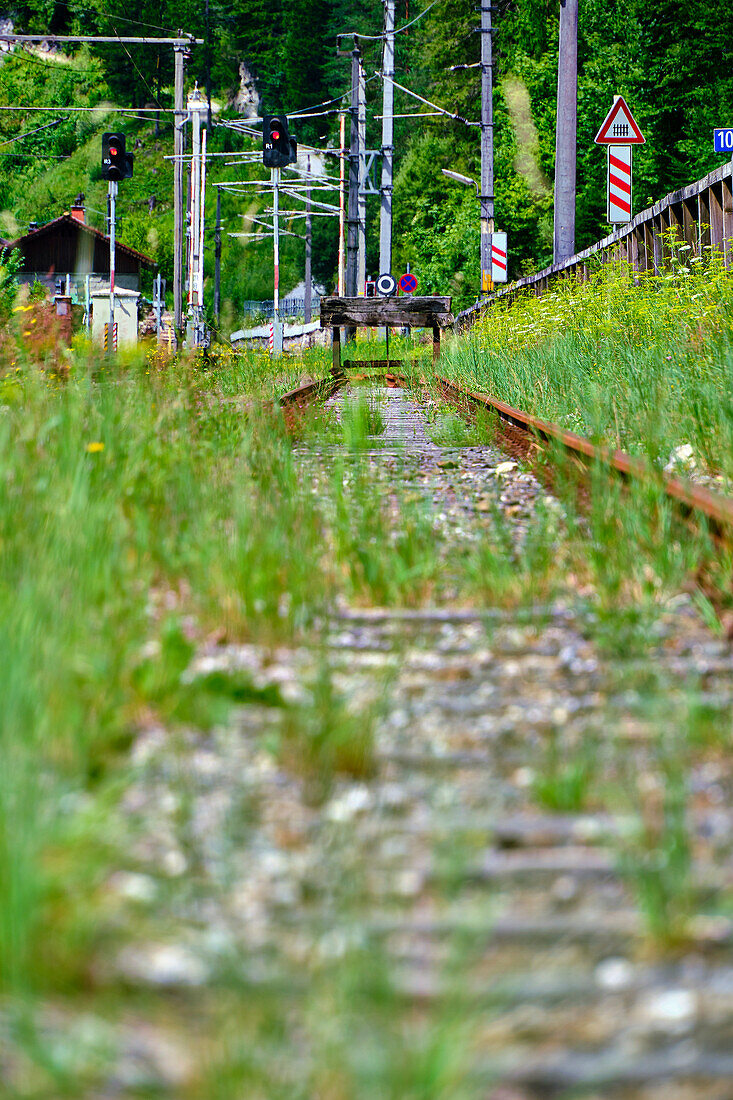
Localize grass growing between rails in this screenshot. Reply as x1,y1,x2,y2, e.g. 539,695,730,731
437,245,733,479
1,329,731,1093
0,338,532,1001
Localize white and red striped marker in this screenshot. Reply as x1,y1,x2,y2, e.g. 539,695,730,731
268,322,274,354
607,146,632,223
595,96,645,226
491,232,508,283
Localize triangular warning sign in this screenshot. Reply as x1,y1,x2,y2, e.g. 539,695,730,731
595,95,645,145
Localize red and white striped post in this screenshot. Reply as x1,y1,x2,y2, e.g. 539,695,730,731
608,146,632,224
594,96,645,228
108,179,117,352
272,167,283,355
491,233,508,283
104,322,118,352
268,322,274,354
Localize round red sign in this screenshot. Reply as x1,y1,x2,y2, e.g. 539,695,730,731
399,273,418,294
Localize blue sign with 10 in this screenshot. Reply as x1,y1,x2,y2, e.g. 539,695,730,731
714,128,733,153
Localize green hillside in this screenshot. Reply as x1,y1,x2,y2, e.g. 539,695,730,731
2,0,732,318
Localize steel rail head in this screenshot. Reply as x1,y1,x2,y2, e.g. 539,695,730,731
436,377,733,537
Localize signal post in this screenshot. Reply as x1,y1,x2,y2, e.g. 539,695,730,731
101,133,133,352
262,115,297,356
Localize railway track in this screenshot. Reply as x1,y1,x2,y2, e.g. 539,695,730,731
281,369,733,543
93,378,733,1097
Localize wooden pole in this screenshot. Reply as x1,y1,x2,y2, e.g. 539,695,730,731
346,43,361,300
214,188,221,323
480,1,494,295
332,324,341,372
173,45,186,331
554,0,578,264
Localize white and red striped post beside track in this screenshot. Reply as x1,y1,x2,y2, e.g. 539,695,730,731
607,145,632,224
491,237,508,282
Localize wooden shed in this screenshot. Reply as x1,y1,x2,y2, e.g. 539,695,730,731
9,207,155,296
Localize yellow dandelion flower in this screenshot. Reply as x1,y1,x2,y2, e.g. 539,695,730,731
23,330,31,335
85,441,105,453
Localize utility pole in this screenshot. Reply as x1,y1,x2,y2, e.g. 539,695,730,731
173,44,187,332
205,0,212,129
554,0,578,264
214,188,221,323
187,87,207,346
480,1,495,296
346,41,361,300
357,57,367,295
305,153,312,323
338,111,346,295
379,0,395,280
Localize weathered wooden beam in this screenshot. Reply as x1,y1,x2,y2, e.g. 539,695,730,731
722,177,733,270
699,188,711,252
320,295,453,329
682,198,697,252
332,325,341,373
709,182,724,254
629,230,639,274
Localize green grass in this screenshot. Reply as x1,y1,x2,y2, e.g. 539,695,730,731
436,244,733,479
0,307,731,1092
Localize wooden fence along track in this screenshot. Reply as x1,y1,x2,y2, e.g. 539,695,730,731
457,160,733,328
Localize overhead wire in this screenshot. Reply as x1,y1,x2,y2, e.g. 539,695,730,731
3,48,103,74
284,74,380,121
108,16,163,108
376,71,478,126
0,105,177,111
0,116,70,147
65,1,179,35
339,0,438,41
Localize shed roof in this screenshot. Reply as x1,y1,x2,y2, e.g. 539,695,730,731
10,213,156,269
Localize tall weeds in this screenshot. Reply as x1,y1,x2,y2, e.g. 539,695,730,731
438,247,733,476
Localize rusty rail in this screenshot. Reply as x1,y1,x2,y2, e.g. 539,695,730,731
278,376,345,409
437,376,733,536
277,370,733,538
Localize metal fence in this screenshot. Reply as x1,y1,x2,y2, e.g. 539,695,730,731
242,297,321,321
457,160,733,328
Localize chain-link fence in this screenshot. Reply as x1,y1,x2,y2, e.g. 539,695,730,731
242,298,321,323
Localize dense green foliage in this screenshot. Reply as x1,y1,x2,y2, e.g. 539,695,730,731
1,0,732,314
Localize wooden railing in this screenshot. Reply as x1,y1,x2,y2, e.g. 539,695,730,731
456,160,733,328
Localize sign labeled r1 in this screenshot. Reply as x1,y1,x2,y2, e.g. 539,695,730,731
714,128,733,154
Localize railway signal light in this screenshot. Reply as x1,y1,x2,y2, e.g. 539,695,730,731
263,115,297,168
102,132,134,181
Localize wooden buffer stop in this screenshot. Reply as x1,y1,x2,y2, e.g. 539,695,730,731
320,296,453,374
